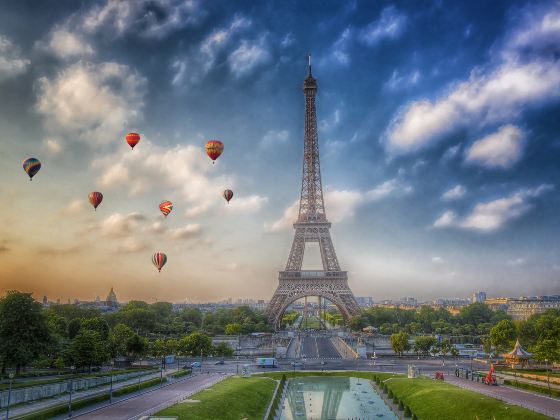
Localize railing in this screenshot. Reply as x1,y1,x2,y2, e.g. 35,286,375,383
279,271,347,279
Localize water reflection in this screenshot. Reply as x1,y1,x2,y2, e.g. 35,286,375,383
280,376,397,420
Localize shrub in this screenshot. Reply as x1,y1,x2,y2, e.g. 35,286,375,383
383,383,388,393
388,388,393,398
404,405,412,418
393,396,399,404
398,400,404,411
412,414,418,420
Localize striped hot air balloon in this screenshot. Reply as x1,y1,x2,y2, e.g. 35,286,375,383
125,132,140,149
159,200,173,217
23,158,41,181
88,192,103,211
205,140,223,164
152,252,167,273
223,189,233,204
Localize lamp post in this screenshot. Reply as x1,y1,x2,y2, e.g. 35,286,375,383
160,357,164,386
545,359,551,397
109,365,114,403
5,373,14,420
68,365,75,417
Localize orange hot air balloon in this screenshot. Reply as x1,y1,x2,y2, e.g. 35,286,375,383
126,132,140,149
159,200,173,217
88,192,103,211
205,140,223,164
223,189,233,204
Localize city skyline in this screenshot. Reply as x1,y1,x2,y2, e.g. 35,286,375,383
1,0,560,302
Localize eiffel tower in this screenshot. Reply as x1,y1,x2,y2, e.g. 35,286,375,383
266,56,361,329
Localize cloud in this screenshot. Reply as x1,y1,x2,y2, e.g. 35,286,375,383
280,33,295,48
100,212,146,238
465,125,526,169
62,199,85,215
384,4,560,156
43,138,62,155
433,184,554,231
260,130,289,148
36,62,146,145
266,178,412,232
319,108,341,132
360,6,407,46
118,237,149,253
0,35,30,82
81,0,204,39
227,195,268,212
432,256,444,264
507,258,527,267
384,69,421,91
45,29,94,58
321,27,352,67
442,185,466,201
169,224,201,240
228,35,270,78
92,141,267,217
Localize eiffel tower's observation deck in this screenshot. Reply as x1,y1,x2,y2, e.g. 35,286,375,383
266,56,361,329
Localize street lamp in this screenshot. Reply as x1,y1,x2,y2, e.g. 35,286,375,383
545,359,551,397
5,373,14,420
109,364,114,403
68,365,75,417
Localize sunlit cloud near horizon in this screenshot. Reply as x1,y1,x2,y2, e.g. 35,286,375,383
1,0,559,303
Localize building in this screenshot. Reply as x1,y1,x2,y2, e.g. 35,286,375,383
106,287,118,307
356,296,374,307
485,297,511,311
471,291,487,303
506,296,560,320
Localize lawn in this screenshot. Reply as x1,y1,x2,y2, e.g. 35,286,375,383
257,371,551,420
300,315,322,329
155,376,277,419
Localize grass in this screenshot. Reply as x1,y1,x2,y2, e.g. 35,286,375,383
496,368,560,378
257,371,551,420
156,376,277,420
300,315,322,329
504,379,560,398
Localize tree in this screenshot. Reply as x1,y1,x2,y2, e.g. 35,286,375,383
482,337,492,357
110,323,135,358
213,342,234,357
225,323,242,335
68,318,82,339
81,317,110,340
490,319,516,353
180,332,213,357
0,291,52,374
390,332,410,356
413,336,436,357
532,339,560,364
71,330,108,372
126,334,147,360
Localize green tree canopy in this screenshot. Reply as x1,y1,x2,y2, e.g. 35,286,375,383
390,332,410,356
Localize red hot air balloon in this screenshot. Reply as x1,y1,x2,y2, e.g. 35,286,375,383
205,140,223,164
223,189,233,204
126,132,140,149
159,200,173,217
88,192,103,211
152,252,167,273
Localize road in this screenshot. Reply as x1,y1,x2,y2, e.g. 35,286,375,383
73,373,227,420
301,335,341,359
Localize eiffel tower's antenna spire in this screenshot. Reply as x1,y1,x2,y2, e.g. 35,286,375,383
307,53,312,76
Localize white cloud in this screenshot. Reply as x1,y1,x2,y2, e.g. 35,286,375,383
432,256,444,264
227,195,268,213
280,33,295,48
43,138,62,155
465,125,526,169
433,184,554,231
433,211,457,228
260,130,289,148
101,212,146,238
63,199,85,215
82,0,204,39
320,28,352,67
385,61,560,154
360,6,407,46
507,258,527,267
93,141,267,217
119,237,149,253
442,185,467,201
319,108,341,132
228,35,270,78
46,29,94,58
385,69,421,90
169,224,201,240
36,62,146,144
0,35,30,82
266,178,412,232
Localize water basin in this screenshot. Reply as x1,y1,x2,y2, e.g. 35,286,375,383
280,376,397,420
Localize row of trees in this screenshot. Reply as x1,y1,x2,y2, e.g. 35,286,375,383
387,309,560,364
0,291,237,373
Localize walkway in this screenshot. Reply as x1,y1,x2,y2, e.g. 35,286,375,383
75,373,228,419
446,375,560,419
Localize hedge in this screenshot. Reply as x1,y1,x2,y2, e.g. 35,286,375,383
504,379,560,398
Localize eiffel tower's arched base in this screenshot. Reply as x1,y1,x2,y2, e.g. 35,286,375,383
265,271,361,330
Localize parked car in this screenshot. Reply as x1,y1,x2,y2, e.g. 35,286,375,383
215,360,225,365
190,362,201,368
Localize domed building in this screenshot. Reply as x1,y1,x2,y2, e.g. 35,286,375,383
105,287,119,308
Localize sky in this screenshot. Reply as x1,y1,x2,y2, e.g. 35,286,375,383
0,0,559,303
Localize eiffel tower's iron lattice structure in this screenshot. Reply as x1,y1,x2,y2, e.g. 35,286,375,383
266,57,361,329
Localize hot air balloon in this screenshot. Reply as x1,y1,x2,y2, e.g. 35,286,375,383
125,132,140,149
88,192,103,211
159,200,173,217
152,252,167,273
205,140,223,164
23,158,41,181
223,189,233,204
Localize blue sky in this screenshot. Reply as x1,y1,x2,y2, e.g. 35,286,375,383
0,0,559,302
